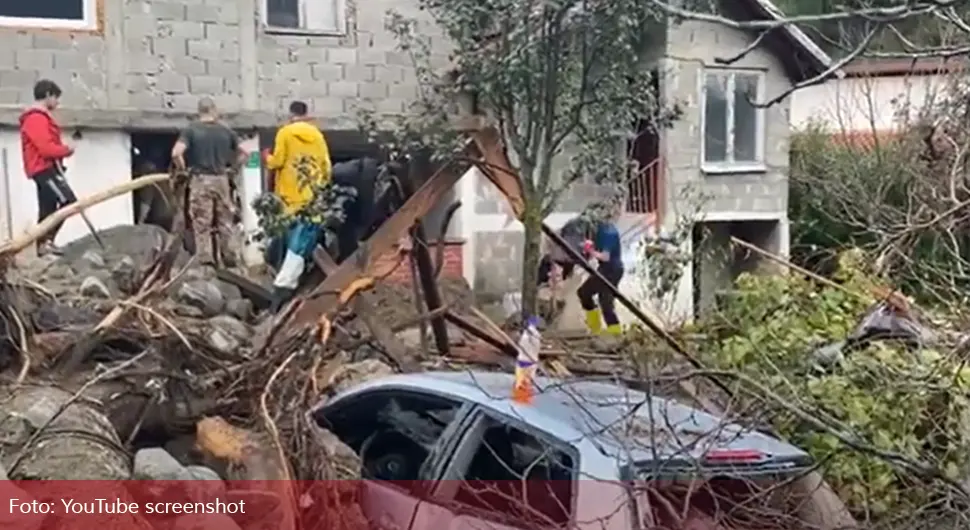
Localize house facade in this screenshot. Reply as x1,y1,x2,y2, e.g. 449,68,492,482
790,57,958,133
0,1,831,323
0,0,457,266
459,0,833,323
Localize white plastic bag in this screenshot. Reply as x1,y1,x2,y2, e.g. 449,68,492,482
273,250,306,289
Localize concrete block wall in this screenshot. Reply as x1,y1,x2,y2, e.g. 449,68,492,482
661,20,792,221
0,0,441,128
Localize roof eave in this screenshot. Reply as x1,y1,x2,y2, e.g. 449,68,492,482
748,0,842,81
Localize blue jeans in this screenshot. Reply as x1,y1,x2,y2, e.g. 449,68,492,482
265,223,328,270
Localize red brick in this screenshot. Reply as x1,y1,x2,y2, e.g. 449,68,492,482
372,240,465,285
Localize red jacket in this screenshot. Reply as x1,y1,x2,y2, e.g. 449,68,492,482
19,106,71,178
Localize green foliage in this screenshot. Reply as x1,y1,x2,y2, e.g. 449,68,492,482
697,255,970,517
789,121,970,302
251,155,357,243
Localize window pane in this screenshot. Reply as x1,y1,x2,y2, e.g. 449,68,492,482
703,74,728,163
304,0,340,31
266,0,300,28
733,74,760,162
456,419,575,526
0,0,84,20
318,392,462,481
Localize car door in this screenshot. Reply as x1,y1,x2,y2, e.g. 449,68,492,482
310,387,477,530
411,408,579,530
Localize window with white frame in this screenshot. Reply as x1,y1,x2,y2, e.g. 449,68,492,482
0,0,98,31
702,70,765,169
264,0,346,34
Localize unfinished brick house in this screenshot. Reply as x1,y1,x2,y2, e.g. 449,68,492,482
0,0,460,278
0,0,833,320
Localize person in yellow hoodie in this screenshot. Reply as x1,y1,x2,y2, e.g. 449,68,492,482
261,100,332,311
264,100,332,212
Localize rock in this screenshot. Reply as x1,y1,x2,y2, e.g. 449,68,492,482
226,299,252,321
80,250,106,269
60,224,189,271
177,280,225,317
40,259,73,280
319,359,394,395
79,276,111,298
812,341,846,368
172,514,241,530
183,466,228,505
1,387,129,480
133,448,192,480
209,315,252,341
186,465,223,481
207,330,240,354
396,328,423,349
175,305,205,318
111,256,139,294
183,267,214,282
32,302,102,332
215,280,242,302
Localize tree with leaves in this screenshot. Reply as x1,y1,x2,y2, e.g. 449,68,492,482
362,0,681,318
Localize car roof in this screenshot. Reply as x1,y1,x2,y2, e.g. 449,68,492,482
329,370,810,466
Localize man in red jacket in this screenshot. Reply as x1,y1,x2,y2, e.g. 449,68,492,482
20,80,75,256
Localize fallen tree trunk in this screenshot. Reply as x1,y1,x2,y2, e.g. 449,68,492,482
0,173,171,258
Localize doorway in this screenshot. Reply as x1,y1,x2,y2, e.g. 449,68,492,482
130,131,178,224
692,220,783,318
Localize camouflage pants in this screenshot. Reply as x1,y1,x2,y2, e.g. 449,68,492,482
188,174,233,266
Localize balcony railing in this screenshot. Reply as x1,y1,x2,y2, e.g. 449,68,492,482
626,157,663,216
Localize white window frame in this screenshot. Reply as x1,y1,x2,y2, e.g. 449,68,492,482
699,69,767,174
0,0,99,31
262,0,347,36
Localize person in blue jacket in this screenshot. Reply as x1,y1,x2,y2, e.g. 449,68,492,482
578,200,624,335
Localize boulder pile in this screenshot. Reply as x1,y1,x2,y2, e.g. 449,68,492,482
0,224,487,530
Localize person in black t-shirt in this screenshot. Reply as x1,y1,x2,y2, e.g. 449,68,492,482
171,97,246,266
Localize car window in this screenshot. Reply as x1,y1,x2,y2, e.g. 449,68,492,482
317,390,463,481
449,415,576,527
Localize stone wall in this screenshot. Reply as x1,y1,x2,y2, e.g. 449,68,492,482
0,0,441,129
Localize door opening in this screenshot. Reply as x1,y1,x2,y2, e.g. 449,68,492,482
130,132,178,229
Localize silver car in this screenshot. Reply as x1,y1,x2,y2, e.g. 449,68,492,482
309,371,813,529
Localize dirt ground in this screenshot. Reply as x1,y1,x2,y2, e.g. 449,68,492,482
367,277,476,328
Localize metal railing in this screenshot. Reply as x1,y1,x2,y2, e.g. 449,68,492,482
626,157,663,216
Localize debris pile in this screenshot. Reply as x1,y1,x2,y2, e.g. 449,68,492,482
0,140,864,529
0,211,598,526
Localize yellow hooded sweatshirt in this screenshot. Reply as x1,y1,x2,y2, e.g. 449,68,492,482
265,121,332,214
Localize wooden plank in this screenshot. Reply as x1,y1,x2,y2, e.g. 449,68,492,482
396,170,450,355
444,312,517,356
286,158,467,331
310,248,416,370
467,128,525,218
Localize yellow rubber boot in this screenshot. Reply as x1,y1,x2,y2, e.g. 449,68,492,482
584,309,603,335
605,323,622,336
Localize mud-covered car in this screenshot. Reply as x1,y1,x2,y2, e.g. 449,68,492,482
309,371,814,529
